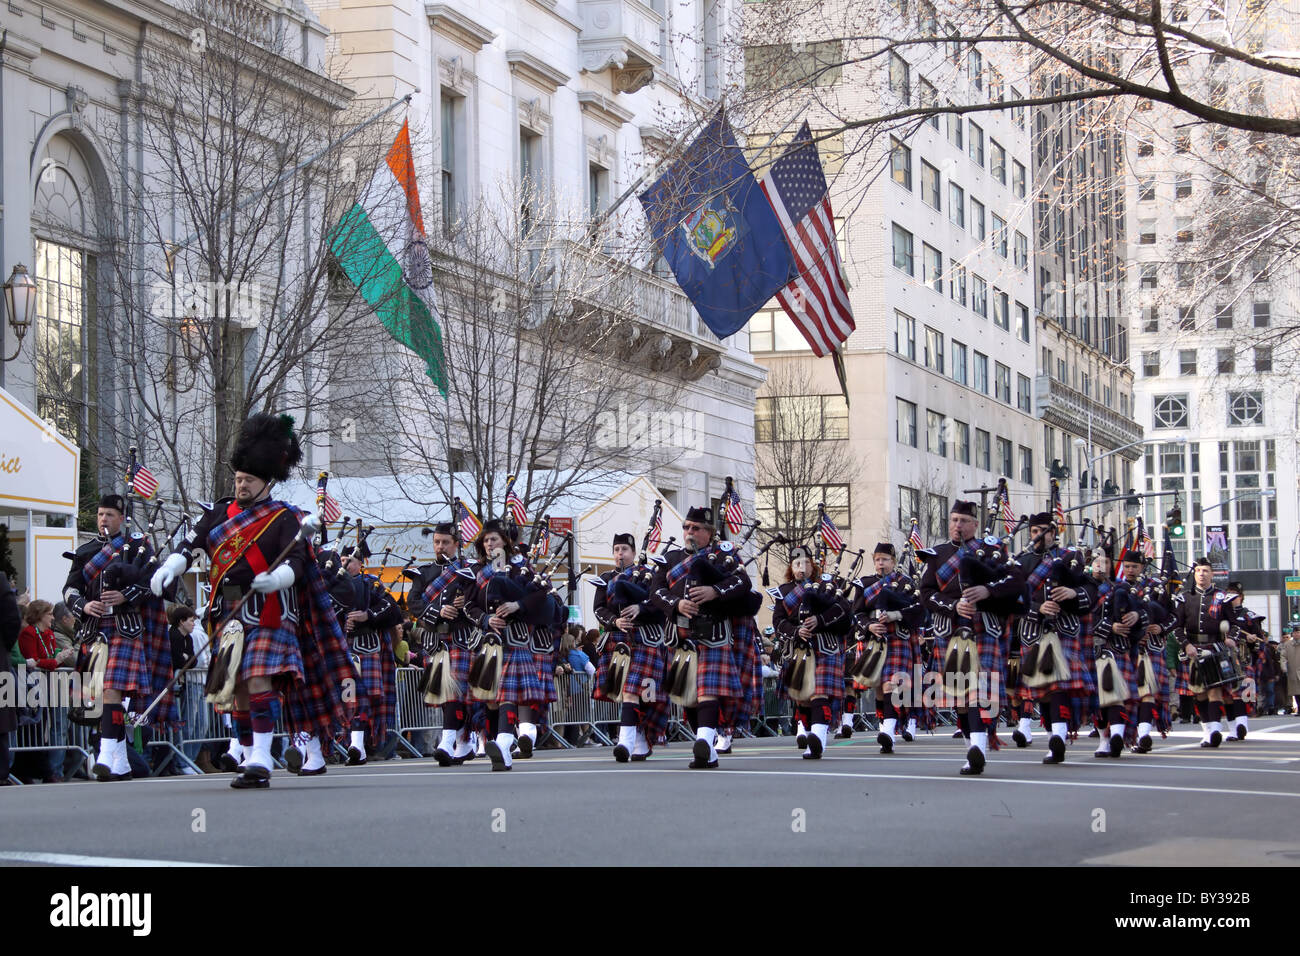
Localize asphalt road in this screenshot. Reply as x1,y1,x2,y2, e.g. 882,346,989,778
4,717,1300,867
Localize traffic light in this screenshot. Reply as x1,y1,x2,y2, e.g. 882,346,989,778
1165,507,1185,537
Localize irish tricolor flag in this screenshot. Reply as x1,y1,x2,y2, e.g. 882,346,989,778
329,119,447,393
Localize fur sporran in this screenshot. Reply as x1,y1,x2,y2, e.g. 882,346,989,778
1136,652,1157,700
69,639,109,726
783,639,818,703
1095,647,1130,708
852,635,888,688
468,637,502,700
942,628,980,699
601,642,632,700
1020,627,1067,690
666,643,698,708
420,645,457,706
204,619,245,709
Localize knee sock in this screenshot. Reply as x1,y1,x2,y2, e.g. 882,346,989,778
249,691,277,734
487,708,500,739
878,697,898,721
1205,700,1224,722
1104,705,1127,728
1179,695,1195,722
683,706,699,733
1137,702,1157,724
499,703,519,736
811,699,832,726
233,709,252,747
697,699,720,730
620,702,640,727
443,703,465,732
100,703,127,742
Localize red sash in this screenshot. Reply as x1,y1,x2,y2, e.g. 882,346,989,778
209,503,284,629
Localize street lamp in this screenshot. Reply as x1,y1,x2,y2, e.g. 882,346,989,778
2,263,38,361
1074,435,1187,545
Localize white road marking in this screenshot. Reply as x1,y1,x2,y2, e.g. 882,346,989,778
0,850,235,867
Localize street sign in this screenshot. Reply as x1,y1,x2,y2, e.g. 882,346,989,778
1286,576,1300,595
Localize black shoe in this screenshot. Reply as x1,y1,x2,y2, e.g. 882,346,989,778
795,731,808,750
434,748,453,767
1109,734,1124,758
834,726,853,739
1137,734,1153,753
517,735,533,759
613,744,631,763
900,728,914,742
715,742,732,755
92,761,113,782
285,748,303,775
630,750,651,762
1236,725,1247,741
1209,730,1223,748
346,746,366,766
299,765,327,776
805,734,823,759
230,772,270,790
960,746,985,775
1044,736,1066,764
952,730,964,738
1087,728,1100,738
1012,730,1029,748
485,741,511,771
218,752,241,773
690,739,717,769
877,731,894,754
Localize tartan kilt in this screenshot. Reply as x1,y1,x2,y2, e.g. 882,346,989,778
1136,645,1169,702
779,645,844,701
240,624,306,684
445,643,474,694
1225,657,1255,702
531,648,559,704
104,634,153,700
731,622,764,726
354,644,397,738
494,646,550,706
696,641,743,701
881,634,914,689
935,621,1005,715
1021,625,1090,695
624,643,669,702
1174,656,1195,696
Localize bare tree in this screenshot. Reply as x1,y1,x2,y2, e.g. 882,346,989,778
35,0,400,513
346,180,692,522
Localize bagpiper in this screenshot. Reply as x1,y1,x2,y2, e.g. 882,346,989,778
650,506,756,769
64,493,176,781
149,413,354,789
339,538,404,764
1224,580,1264,741
772,544,851,758
919,501,1024,776
1088,551,1144,758
850,542,925,754
1171,558,1243,748
592,532,671,763
1119,552,1173,753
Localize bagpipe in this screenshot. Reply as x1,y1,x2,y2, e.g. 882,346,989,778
597,501,671,699
848,569,920,689
1018,547,1089,691
780,546,863,702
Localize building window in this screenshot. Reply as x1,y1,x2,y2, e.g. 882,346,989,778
969,122,985,165
897,398,918,446
997,436,1013,476
947,111,963,149
1179,349,1197,376
892,223,914,274
589,163,608,219
974,351,989,393
1178,306,1196,330
924,325,944,372
1014,232,1028,270
1138,177,1156,201
890,137,913,189
1216,348,1235,373
34,240,98,446
926,410,947,456
749,308,811,352
1017,373,1031,412
755,395,851,441
1142,350,1160,377
1255,346,1272,372
1159,442,1185,474
1144,307,1159,333
757,483,852,532
970,198,986,240
948,181,964,225
1215,304,1233,329
951,340,968,385
1139,222,1156,244
990,140,1006,183
1235,440,1260,472
520,127,543,235
1016,302,1030,342
1228,391,1264,426
954,420,971,463
1019,445,1033,484
923,244,943,293
894,309,916,360
993,289,1009,330
1012,160,1026,198
1140,264,1158,290
898,486,920,530
919,78,940,128
918,0,937,33
1153,393,1189,429
925,493,948,540
995,362,1011,403
889,52,911,101
1176,178,1192,199
921,160,941,209
972,274,988,318
976,428,991,470
1253,301,1270,327
992,214,1008,257
949,263,967,307
967,46,983,90
440,93,464,234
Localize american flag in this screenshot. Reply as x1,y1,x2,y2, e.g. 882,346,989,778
130,462,158,499
1000,489,1015,534
1053,491,1066,533
758,123,855,357
537,520,551,556
315,475,341,523
457,499,483,542
820,511,844,552
647,509,662,552
505,481,527,527
724,487,744,536
909,519,923,551
1140,523,1155,559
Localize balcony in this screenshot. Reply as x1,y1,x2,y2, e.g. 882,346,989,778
1035,374,1144,454
577,0,662,93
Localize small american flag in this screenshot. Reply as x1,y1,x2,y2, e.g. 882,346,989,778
130,462,158,499
1141,524,1155,559
758,123,855,357
537,521,551,556
820,511,844,552
908,519,923,551
1000,489,1015,534
1053,493,1066,533
315,474,341,523
505,479,527,527
458,500,483,542
724,487,744,536
647,510,662,552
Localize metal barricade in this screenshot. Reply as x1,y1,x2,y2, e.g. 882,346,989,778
392,666,442,757
6,668,93,783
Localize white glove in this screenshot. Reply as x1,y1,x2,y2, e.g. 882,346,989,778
301,513,322,538
150,553,188,596
251,564,295,594
883,610,903,623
